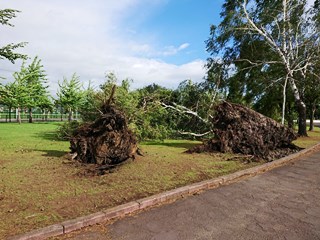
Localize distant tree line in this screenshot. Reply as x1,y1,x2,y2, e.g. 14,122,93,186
61,72,216,141
1,3,320,141
0,55,215,140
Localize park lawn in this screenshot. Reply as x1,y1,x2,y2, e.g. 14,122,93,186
0,123,319,238
293,128,320,148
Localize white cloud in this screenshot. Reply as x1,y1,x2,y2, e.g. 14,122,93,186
109,57,206,88
128,42,191,57
178,43,190,51
0,0,206,96
161,43,190,56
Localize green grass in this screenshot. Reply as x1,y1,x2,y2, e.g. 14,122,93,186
0,123,319,238
293,128,320,148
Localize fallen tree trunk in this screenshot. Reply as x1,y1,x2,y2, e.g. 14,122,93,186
188,101,300,161
70,87,138,167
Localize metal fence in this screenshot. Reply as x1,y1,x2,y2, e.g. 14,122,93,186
0,112,79,123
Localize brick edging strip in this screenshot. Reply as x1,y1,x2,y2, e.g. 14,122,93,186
8,143,320,240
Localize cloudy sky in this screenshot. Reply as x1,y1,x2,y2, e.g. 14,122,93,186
1,0,224,95
1,0,315,96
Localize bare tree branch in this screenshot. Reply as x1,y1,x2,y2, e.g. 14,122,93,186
161,102,209,124
178,130,212,137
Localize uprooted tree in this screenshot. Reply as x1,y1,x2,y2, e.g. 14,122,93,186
187,101,300,161
70,86,138,168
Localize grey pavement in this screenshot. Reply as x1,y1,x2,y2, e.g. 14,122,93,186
62,150,320,240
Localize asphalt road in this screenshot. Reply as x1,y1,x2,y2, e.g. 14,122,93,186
61,149,320,240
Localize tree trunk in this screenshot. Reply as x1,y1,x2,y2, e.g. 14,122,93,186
60,106,63,121
28,108,33,123
44,109,48,122
309,103,316,131
9,107,12,123
17,107,21,124
68,108,73,122
287,117,294,129
286,102,294,129
287,104,294,129
297,100,307,136
281,75,288,125
289,78,307,136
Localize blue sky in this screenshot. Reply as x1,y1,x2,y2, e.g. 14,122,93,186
131,0,223,64
1,0,224,94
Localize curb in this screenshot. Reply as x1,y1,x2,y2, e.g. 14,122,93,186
8,143,320,240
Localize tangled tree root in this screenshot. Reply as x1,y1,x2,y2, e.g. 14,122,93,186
188,101,301,161
70,87,138,170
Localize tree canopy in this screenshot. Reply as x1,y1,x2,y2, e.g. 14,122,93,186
0,57,51,123
206,0,320,136
0,9,27,64
57,73,84,122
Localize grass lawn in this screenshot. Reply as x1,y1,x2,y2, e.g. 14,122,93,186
0,123,319,238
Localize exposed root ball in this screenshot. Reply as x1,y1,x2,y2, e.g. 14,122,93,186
70,105,137,166
188,102,300,161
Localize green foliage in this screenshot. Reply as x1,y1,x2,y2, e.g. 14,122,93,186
78,82,99,122
0,82,16,108
4,57,52,122
56,120,80,140
0,9,27,63
78,72,138,123
133,84,176,140
79,73,211,140
1,69,31,123
78,73,176,140
0,9,19,26
205,0,320,132
98,72,139,120
57,73,84,121
170,80,215,136
15,57,51,104
76,71,222,141
6,76,28,108
0,42,28,64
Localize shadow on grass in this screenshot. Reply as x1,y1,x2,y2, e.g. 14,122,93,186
31,122,63,125
35,131,66,142
34,149,68,158
142,141,202,149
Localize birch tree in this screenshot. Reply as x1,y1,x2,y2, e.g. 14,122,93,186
206,0,320,136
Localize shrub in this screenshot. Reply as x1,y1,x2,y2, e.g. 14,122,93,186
56,121,80,140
